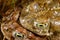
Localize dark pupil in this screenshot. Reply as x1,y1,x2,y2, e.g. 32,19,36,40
17,35,22,37
39,25,43,27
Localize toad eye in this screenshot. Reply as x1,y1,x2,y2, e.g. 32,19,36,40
39,25,43,27
36,24,44,28
15,33,24,38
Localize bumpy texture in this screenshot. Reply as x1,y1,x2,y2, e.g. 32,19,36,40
0,0,60,40
20,1,60,36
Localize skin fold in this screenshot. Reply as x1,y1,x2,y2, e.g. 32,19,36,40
2,8,20,22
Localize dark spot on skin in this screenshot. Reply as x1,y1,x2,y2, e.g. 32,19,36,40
6,29,9,31
45,24,46,25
